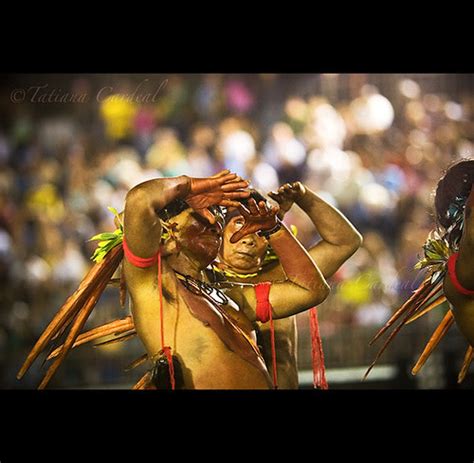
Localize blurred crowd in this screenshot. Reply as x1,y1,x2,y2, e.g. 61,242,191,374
1,73,473,388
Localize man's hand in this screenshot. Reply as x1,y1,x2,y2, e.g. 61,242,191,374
186,170,250,223
230,198,280,243
268,181,306,219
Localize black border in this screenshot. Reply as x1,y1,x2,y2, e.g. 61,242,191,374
1,389,473,461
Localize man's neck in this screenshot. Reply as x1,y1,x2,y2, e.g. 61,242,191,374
215,260,260,276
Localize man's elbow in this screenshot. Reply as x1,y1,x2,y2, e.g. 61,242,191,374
126,184,146,205
125,186,150,213
343,231,363,258
124,186,155,226
310,281,330,306
350,230,363,252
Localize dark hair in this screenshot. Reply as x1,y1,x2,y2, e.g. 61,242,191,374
223,189,269,224
158,198,191,221
434,159,474,229
158,199,225,227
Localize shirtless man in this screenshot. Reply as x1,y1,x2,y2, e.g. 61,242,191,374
123,171,330,389
365,159,474,381
211,182,363,388
438,160,474,346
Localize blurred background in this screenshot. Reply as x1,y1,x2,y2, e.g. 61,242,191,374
0,73,473,389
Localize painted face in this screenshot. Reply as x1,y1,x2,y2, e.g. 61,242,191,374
219,215,268,273
171,209,223,268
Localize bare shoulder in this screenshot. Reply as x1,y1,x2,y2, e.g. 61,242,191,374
443,272,468,308
123,256,176,291
444,274,474,346
224,285,246,308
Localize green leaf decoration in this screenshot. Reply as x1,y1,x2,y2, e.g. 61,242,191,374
107,206,119,216
89,206,125,263
89,204,170,263
414,229,452,274
89,232,118,242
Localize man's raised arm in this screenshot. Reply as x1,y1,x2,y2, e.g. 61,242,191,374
270,182,363,278
228,199,330,321
124,170,250,258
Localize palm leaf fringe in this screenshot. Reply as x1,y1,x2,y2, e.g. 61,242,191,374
46,316,134,361
457,345,473,384
132,371,152,390
17,244,123,382
125,353,148,372
364,278,444,380
405,294,447,324
411,310,454,375
92,331,136,347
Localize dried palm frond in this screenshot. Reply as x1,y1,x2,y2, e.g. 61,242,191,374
125,353,148,372
120,267,127,309
17,244,123,381
92,330,136,347
46,316,134,361
132,371,152,390
411,310,454,375
457,345,473,384
405,294,447,324
37,247,123,389
369,275,442,345
364,277,445,380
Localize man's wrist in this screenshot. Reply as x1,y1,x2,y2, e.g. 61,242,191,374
180,175,193,197
258,219,282,238
294,190,311,209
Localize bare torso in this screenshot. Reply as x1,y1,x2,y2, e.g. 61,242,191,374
215,262,300,389
124,259,271,389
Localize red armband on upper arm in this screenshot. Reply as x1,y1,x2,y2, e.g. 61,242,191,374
254,281,278,389
255,282,273,323
447,252,474,296
123,237,158,268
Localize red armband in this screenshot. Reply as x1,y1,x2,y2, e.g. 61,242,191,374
123,237,176,388
254,281,278,388
123,237,158,268
447,252,474,296
255,282,273,323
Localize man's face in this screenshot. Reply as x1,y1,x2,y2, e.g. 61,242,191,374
219,214,268,273
169,209,223,268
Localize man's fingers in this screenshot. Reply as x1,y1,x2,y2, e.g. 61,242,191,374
247,198,259,215
215,173,239,185
230,229,248,244
223,190,250,200
220,199,242,208
196,208,216,224
257,200,268,215
270,204,280,216
210,169,231,179
237,203,251,217
269,190,289,202
221,180,250,192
